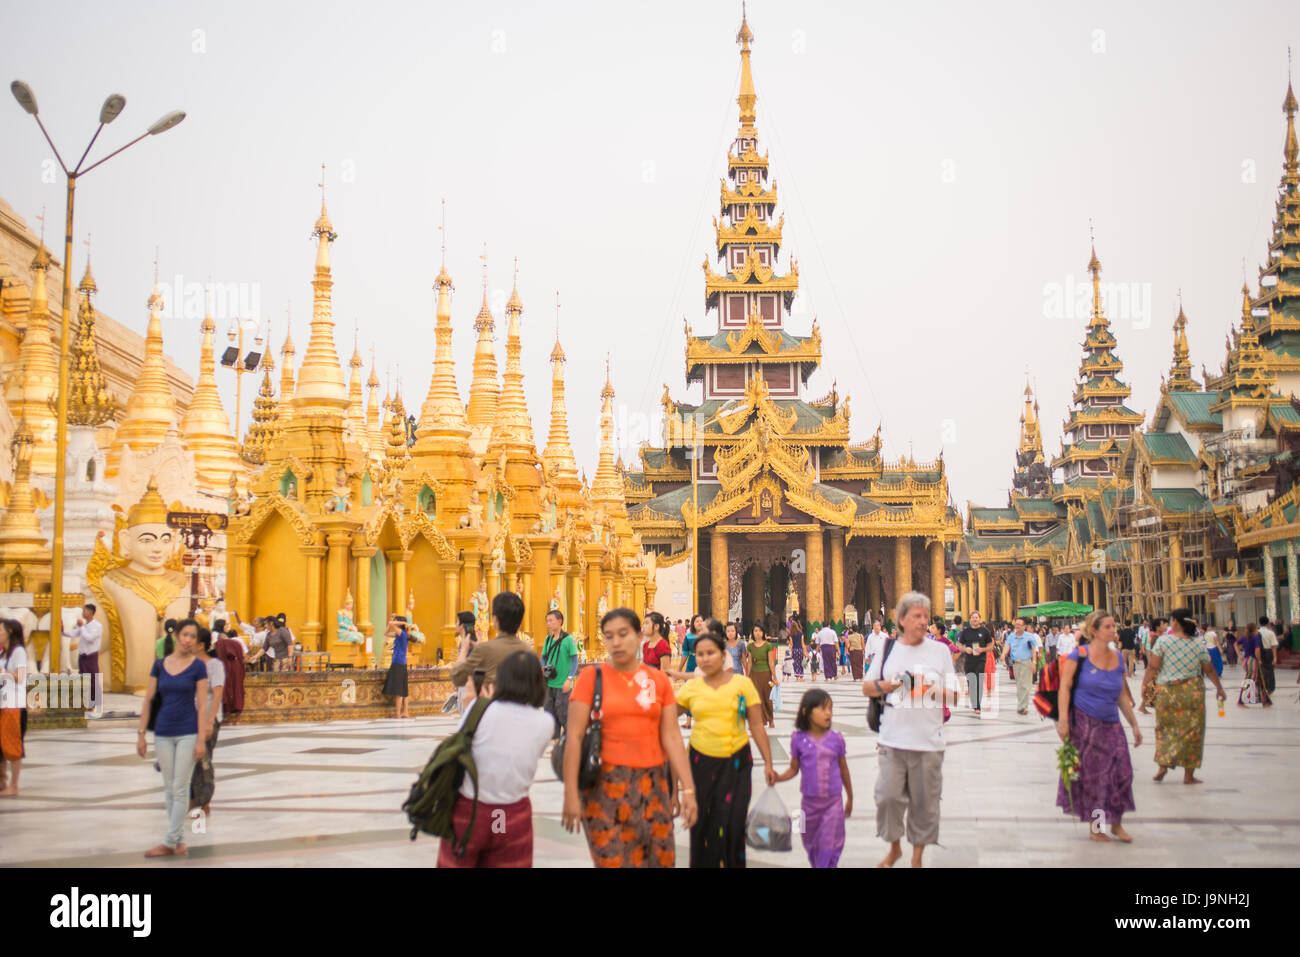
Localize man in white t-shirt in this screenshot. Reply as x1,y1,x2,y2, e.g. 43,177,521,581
863,591,956,869
1056,626,1078,660
865,619,888,668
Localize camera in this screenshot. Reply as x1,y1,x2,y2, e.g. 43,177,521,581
541,664,558,681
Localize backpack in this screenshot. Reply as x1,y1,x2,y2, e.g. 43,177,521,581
866,638,897,732
402,697,491,857
1033,646,1087,721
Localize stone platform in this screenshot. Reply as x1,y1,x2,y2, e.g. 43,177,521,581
225,667,455,724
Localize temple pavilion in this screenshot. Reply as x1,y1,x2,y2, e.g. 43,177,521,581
626,13,963,630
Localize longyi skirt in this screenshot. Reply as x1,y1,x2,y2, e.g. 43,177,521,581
1056,709,1135,826
382,662,409,697
1154,676,1206,770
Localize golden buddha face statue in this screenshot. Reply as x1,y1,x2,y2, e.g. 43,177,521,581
119,480,177,574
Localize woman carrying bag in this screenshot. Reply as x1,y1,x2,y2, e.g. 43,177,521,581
675,632,776,868
562,608,696,868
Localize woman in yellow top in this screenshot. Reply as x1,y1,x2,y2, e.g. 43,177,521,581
675,632,776,868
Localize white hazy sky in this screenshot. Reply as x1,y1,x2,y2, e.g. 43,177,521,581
2,0,1297,509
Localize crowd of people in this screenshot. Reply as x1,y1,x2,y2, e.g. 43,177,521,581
3,583,1289,867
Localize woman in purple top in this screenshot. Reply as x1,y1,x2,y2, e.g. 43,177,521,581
136,618,208,858
775,689,853,867
1056,609,1143,843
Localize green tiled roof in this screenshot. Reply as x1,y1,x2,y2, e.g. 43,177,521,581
676,398,837,435
629,484,721,521
1015,498,1063,517
1261,330,1300,359
1270,402,1300,423
698,328,814,354
1142,432,1196,463
1150,488,1211,512
971,507,1018,522
1167,392,1222,428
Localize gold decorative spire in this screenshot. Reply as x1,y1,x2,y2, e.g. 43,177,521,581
544,291,582,492
0,417,52,592
415,241,471,449
1087,238,1104,325
242,319,279,465
126,477,169,526
590,356,622,504
736,5,757,132
1284,64,1298,177
1017,379,1042,456
466,247,501,439
4,240,61,473
180,295,243,490
108,270,176,476
366,347,385,466
1167,297,1199,392
277,312,297,422
67,254,115,427
381,386,410,484
293,180,349,413
345,327,368,448
489,260,536,451
1212,283,1276,410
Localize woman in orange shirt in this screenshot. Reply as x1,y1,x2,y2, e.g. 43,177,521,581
562,608,698,868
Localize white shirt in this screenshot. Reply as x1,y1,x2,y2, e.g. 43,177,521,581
1260,626,1278,650
69,618,103,655
816,626,838,647
866,637,955,752
0,645,28,709
1057,631,1078,658
1204,629,1219,650
205,657,226,724
458,701,554,804
251,629,268,649
1045,631,1058,649
865,631,887,662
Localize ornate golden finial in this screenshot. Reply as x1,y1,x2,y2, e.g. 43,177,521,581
1284,50,1298,175
736,4,757,132
67,258,115,427
506,257,523,314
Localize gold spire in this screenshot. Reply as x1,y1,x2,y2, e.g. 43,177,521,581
466,249,501,439
0,417,52,592
488,262,536,452
1017,379,1042,456
242,320,279,465
67,257,115,427
365,348,384,467
180,297,243,490
293,183,349,413
345,328,368,449
736,5,757,133
5,240,61,473
590,357,621,504
415,247,471,449
544,292,582,492
107,271,176,476
277,310,296,422
381,386,410,484
1087,239,1104,324
1167,297,1199,392
1284,66,1298,177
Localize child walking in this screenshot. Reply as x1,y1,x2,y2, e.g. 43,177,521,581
775,689,852,867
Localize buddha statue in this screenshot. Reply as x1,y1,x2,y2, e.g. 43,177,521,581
88,479,191,693
471,586,489,637
406,589,425,643
329,467,351,513
336,589,364,643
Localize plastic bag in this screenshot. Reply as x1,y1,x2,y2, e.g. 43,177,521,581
770,682,783,715
745,786,793,851
1239,678,1258,705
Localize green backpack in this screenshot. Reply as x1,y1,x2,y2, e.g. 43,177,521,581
402,696,491,858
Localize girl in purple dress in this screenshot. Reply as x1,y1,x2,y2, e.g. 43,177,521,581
775,689,852,867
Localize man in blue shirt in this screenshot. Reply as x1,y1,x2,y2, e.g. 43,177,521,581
999,617,1041,715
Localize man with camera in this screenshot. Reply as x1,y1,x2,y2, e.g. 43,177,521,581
540,609,579,739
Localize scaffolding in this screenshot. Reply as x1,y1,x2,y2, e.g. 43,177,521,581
1103,487,1217,622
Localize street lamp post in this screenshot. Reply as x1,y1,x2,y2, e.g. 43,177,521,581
221,317,263,442
10,80,185,671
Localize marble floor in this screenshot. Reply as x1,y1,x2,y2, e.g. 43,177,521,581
3,662,1296,867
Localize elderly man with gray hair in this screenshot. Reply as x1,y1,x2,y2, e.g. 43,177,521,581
862,591,958,868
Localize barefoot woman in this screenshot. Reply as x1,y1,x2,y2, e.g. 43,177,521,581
1144,608,1227,785
1055,610,1142,843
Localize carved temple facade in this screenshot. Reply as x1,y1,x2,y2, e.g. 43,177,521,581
625,14,963,630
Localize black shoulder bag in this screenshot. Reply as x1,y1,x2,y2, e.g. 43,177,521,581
551,664,604,788
866,638,897,733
